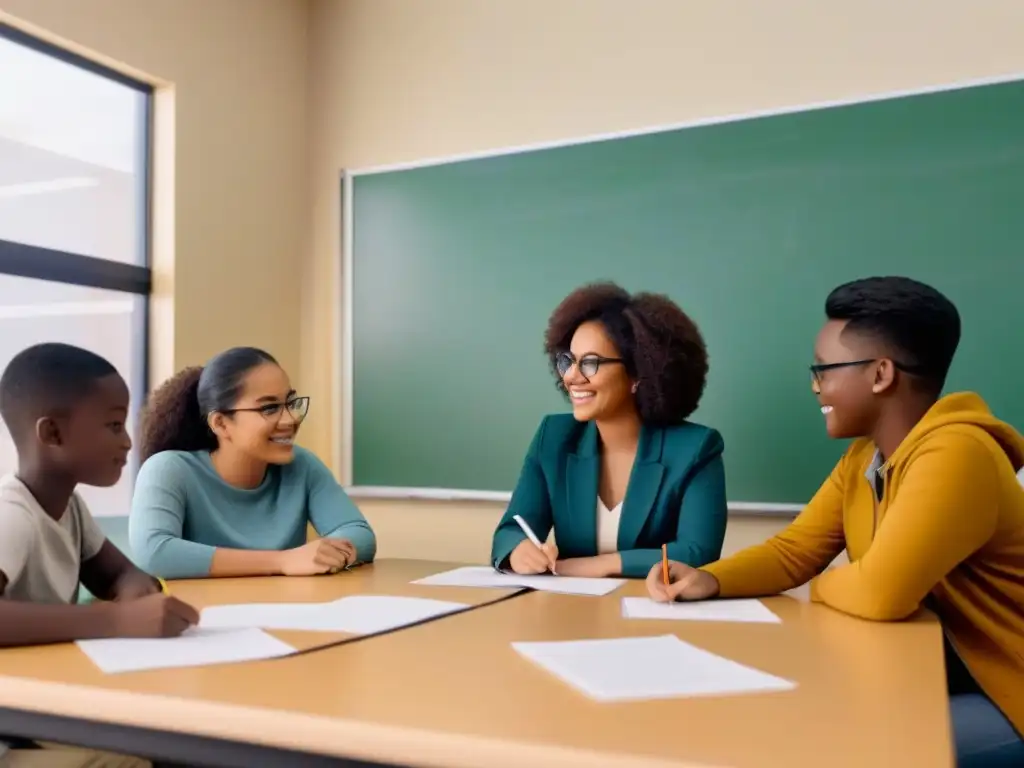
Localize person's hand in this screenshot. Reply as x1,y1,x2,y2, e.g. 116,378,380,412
110,593,199,638
646,560,720,602
509,538,559,575
327,538,357,569
278,538,355,576
111,571,162,602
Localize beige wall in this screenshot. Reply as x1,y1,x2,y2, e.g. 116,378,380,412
0,0,311,387
303,0,1023,561
5,1,1023,562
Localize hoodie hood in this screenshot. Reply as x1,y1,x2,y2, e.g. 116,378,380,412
889,392,1024,472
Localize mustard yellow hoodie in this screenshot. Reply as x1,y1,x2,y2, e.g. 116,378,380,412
704,392,1024,733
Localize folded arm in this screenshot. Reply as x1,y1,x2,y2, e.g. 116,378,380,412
306,456,377,565
811,434,999,621
130,455,282,579
619,430,728,578
132,502,284,580
701,461,848,597
130,465,214,579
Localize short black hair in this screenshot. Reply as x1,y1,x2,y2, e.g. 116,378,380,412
544,282,709,425
0,343,119,446
825,276,961,394
138,346,277,461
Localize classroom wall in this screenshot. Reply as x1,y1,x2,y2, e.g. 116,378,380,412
303,0,1024,562
0,0,310,388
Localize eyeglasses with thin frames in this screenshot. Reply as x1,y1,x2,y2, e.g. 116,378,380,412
556,351,624,379
220,396,310,422
809,359,923,384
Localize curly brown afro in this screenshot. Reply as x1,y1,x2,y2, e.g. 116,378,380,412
544,282,709,425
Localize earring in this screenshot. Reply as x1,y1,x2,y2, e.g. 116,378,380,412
631,382,638,394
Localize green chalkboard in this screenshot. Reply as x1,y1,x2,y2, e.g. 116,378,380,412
350,79,1024,504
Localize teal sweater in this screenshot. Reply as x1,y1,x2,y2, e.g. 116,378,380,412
129,447,376,579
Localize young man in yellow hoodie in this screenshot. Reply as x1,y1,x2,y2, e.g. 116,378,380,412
649,276,1024,767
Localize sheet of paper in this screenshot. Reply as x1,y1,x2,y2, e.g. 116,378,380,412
412,566,625,596
621,597,781,624
512,634,796,702
199,595,468,634
76,627,295,674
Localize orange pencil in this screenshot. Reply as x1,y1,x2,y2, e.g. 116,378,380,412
661,544,669,585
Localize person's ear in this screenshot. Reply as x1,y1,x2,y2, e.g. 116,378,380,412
207,411,230,440
35,416,62,447
871,359,898,394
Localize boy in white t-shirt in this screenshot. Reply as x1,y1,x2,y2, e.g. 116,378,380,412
0,343,199,767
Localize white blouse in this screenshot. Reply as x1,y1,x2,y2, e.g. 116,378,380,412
596,495,623,554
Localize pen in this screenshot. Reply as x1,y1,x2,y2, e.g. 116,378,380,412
513,514,557,574
662,544,669,586
513,514,543,548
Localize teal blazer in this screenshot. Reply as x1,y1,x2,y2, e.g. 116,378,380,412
491,414,728,578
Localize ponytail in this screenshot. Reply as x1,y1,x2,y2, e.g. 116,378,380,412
137,366,215,462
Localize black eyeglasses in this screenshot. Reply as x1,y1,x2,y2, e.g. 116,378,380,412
810,359,923,384
556,351,624,379
220,396,310,421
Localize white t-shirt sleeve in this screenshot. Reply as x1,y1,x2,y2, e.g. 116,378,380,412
73,494,108,561
0,506,35,588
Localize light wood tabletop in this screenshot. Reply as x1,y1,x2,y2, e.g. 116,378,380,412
161,557,519,650
333,581,952,768
0,560,953,768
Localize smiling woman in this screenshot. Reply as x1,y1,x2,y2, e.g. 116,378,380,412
128,347,376,580
490,282,728,580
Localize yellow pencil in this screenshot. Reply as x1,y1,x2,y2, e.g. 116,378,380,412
661,544,669,586
157,577,170,594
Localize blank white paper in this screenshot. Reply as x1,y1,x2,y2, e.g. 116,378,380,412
199,595,468,634
76,627,295,674
512,634,796,702
621,597,781,624
413,566,625,596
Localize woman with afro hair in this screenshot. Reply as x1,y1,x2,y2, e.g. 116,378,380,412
490,282,727,579
128,347,375,580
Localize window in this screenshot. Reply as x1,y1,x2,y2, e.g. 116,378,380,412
0,24,152,518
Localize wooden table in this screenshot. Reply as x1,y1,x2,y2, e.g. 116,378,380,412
164,558,519,651
331,583,952,768
0,559,953,768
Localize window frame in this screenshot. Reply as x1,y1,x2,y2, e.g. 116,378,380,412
0,22,154,484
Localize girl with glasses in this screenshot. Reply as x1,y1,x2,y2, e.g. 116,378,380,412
128,347,376,580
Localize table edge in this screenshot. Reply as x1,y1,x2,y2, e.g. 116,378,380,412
0,676,719,768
